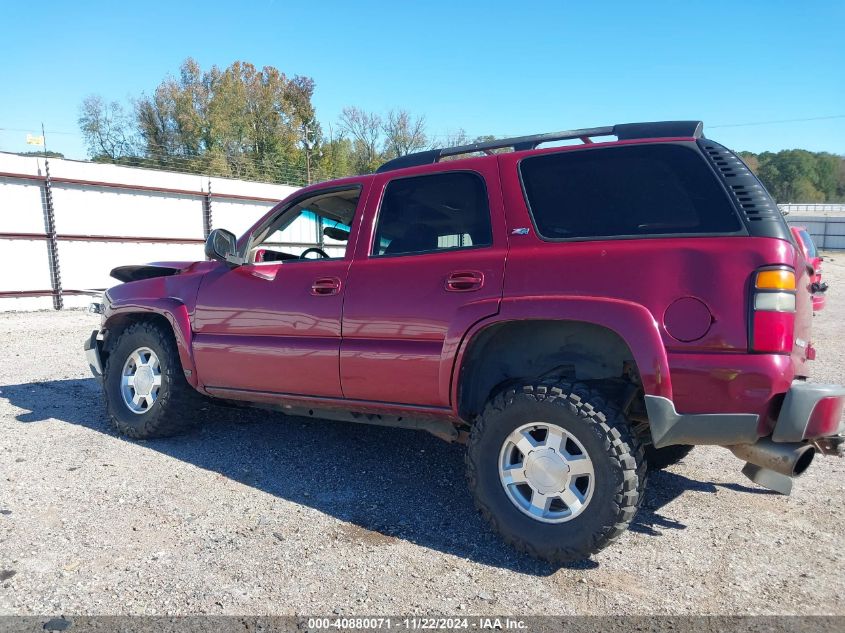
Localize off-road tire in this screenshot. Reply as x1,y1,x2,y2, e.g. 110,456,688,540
466,381,646,563
103,320,204,439
644,443,694,471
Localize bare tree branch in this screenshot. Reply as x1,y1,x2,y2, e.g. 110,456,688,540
383,109,427,158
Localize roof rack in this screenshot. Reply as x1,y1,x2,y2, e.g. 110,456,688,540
376,120,704,173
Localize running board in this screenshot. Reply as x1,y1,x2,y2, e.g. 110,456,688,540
204,385,462,442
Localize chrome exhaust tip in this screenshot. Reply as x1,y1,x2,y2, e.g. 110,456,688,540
729,438,816,495
729,438,815,477
740,463,794,495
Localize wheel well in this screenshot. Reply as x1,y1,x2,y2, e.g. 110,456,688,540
457,320,643,420
102,312,174,361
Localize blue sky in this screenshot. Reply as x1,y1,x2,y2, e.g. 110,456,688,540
0,1,842,159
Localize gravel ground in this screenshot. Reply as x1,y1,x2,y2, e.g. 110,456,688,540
1,256,844,617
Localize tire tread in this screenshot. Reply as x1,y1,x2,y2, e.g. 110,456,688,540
466,380,647,562
103,320,204,439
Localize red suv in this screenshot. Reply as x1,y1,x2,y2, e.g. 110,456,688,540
84,121,845,562
791,226,828,312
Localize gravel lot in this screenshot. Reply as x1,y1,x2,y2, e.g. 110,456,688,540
1,256,844,617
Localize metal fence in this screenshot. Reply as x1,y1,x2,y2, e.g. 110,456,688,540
779,203,845,216
0,151,301,310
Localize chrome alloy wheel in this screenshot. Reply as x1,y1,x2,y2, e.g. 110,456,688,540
121,347,162,414
498,422,595,523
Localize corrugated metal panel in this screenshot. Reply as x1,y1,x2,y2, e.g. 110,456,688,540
0,180,45,233
0,152,311,309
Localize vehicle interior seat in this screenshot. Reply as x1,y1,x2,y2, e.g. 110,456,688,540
384,222,439,255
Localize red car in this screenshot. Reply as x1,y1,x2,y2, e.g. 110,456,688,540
791,226,828,312
85,120,845,562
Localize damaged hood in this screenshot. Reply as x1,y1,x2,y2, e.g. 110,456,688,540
110,261,197,283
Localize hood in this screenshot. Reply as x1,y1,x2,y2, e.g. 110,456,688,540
110,261,197,283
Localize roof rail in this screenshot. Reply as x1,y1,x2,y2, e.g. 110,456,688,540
376,120,704,173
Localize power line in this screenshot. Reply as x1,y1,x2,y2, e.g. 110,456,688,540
0,126,78,135
4,112,845,142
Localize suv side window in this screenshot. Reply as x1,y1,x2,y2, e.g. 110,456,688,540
373,172,492,256
247,187,361,263
520,144,743,240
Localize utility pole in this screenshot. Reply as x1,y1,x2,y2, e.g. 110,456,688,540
302,121,314,185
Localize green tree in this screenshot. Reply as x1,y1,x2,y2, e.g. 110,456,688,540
82,57,317,183
739,151,759,173
815,153,840,200
18,150,65,158
313,124,355,182
135,58,315,181
741,149,845,203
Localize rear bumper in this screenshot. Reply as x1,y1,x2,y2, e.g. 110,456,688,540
84,330,104,378
772,381,845,441
645,380,845,448
667,352,797,424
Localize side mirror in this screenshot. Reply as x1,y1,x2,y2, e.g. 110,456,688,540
205,228,244,266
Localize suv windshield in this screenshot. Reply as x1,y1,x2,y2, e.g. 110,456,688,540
520,144,743,240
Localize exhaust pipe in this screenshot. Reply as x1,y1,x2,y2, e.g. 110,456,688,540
729,439,815,495
730,438,815,477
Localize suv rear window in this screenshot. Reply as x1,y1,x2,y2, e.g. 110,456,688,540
520,144,743,240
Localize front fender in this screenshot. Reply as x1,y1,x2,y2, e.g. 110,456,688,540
103,298,198,386
448,295,672,413
102,269,209,387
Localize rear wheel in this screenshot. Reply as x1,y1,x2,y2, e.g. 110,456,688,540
103,320,205,438
466,381,646,563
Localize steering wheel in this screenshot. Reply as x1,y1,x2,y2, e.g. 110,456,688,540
299,247,330,259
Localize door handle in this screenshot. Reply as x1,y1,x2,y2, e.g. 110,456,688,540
311,277,342,296
446,271,484,292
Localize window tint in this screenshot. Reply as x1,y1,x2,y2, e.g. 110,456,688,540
520,144,742,240
374,172,492,256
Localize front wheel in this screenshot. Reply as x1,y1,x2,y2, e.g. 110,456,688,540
103,320,204,438
466,382,646,563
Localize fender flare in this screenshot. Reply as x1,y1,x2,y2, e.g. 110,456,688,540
447,295,672,415
103,298,198,387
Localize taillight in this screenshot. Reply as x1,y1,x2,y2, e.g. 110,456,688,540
755,269,795,291
750,267,796,353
